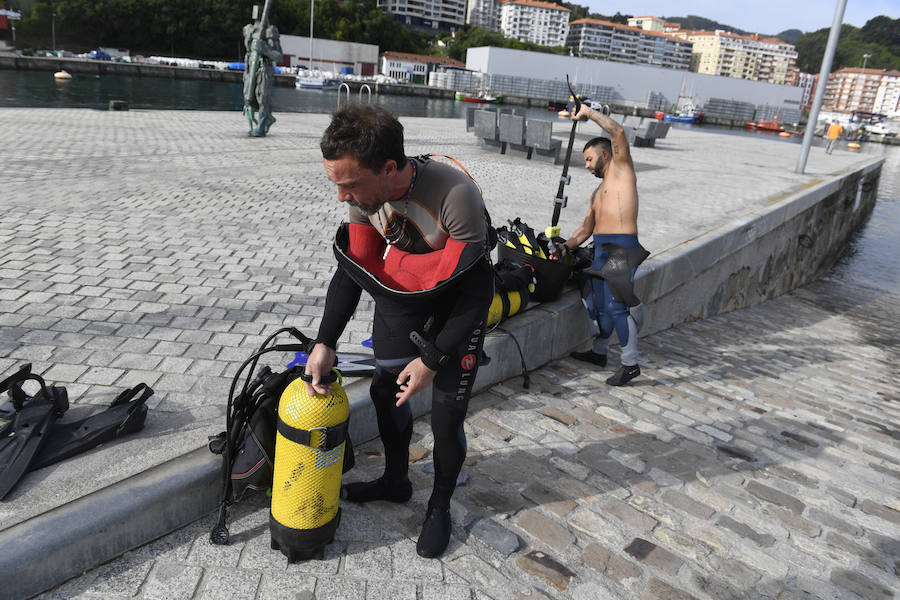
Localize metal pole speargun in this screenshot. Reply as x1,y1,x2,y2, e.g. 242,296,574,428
545,75,582,251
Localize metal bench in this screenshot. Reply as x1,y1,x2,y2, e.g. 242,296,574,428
524,119,561,164
465,106,477,132
498,113,531,158
654,121,671,139
634,120,662,147
474,109,502,152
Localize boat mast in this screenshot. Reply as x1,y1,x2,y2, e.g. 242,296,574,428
309,0,314,71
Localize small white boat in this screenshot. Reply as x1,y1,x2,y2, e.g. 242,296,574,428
54,70,72,80
295,76,340,90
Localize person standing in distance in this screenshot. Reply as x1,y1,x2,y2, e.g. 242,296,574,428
826,121,843,155
304,105,494,558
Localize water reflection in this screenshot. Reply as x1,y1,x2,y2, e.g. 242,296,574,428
1,69,465,116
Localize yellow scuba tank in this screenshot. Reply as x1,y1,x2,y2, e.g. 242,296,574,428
487,291,522,326
269,370,349,562
487,261,536,327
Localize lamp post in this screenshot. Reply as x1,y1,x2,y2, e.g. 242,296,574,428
795,0,847,174
861,53,871,70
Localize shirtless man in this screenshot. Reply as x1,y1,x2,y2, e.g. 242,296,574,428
556,103,648,386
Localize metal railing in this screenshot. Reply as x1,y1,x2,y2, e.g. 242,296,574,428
337,83,373,109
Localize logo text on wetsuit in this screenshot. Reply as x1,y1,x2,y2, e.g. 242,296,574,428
455,327,481,402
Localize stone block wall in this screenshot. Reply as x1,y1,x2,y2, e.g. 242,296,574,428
637,160,883,334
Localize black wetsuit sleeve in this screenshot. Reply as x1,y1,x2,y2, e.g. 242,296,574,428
316,266,363,349
431,257,494,366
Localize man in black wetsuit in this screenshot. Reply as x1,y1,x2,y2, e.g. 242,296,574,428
303,105,494,558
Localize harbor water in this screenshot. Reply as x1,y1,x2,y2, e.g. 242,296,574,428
2,67,897,218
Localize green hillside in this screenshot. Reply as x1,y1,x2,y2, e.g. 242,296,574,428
11,0,430,58
795,16,900,72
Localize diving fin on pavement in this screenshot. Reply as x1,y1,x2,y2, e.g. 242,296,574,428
28,383,154,472
0,364,69,500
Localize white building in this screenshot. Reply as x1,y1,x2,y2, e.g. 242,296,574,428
790,70,817,110
465,46,804,111
873,70,900,118
381,51,465,84
567,19,693,70
675,30,797,85
377,0,466,33
499,0,570,48
467,0,501,32
627,16,665,32
279,34,379,76
824,68,885,113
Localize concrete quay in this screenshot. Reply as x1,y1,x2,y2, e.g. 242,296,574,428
0,107,889,598
33,201,900,600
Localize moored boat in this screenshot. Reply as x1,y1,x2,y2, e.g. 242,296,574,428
663,112,702,124
655,106,703,124
296,76,340,90
459,91,501,104
746,119,784,133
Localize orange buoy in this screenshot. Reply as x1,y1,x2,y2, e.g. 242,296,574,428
778,131,790,137
54,70,72,80
847,142,861,151
558,110,570,118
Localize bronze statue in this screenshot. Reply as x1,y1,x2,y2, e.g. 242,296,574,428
243,1,283,137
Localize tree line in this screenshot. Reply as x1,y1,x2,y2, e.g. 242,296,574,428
9,1,899,74
794,16,900,73
11,0,429,59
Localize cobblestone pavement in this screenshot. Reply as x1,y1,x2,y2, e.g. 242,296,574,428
0,108,876,528
40,198,899,599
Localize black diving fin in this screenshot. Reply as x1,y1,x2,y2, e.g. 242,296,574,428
582,243,651,307
28,383,154,472
0,364,69,500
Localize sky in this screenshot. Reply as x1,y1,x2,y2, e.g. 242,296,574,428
587,0,898,34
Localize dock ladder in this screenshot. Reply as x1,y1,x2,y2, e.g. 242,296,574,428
337,83,373,109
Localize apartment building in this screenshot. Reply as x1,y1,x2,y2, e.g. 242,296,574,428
675,30,797,85
790,70,817,110
377,0,466,33
467,0,501,32
627,16,665,32
381,50,464,83
566,19,693,70
823,68,888,113
873,70,900,118
499,0,570,48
